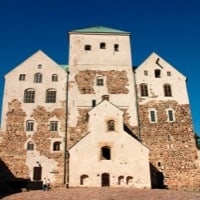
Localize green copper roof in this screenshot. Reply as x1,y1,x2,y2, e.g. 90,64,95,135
70,26,130,34
60,64,69,71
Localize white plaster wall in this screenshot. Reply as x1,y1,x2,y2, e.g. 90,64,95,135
69,101,151,188
68,32,138,127
135,52,189,105
1,50,67,131
69,33,132,66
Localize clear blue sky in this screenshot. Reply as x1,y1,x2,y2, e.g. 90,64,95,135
0,0,200,134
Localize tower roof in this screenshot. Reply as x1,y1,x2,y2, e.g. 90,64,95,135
70,26,130,34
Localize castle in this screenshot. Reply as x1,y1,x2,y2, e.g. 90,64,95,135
0,26,200,190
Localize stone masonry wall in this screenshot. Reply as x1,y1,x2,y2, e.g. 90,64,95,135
138,100,200,190
0,99,66,187
0,99,29,179
75,70,129,94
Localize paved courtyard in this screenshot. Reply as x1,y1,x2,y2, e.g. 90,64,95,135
1,187,200,200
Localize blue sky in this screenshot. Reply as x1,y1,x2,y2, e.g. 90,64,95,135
0,0,200,134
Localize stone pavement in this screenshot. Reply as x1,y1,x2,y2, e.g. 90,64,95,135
1,187,200,200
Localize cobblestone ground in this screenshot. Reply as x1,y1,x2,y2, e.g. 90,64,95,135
2,187,200,200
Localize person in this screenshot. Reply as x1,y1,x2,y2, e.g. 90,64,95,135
47,179,51,191
42,178,47,191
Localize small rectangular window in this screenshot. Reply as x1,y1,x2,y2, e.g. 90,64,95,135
96,78,104,86
26,121,34,131
167,71,171,76
114,44,119,51
150,110,156,123
144,70,148,76
19,74,26,81
92,99,96,107
50,121,58,131
168,110,174,122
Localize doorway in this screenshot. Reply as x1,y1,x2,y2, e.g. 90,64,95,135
101,173,110,187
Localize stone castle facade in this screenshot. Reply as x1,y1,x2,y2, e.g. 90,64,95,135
0,26,200,190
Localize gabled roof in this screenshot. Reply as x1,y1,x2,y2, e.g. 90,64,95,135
70,26,130,35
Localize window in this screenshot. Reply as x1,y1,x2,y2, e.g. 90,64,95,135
101,146,111,160
27,141,34,151
24,89,35,103
140,84,148,97
167,71,171,76
102,95,109,101
46,89,56,103
53,141,61,151
80,175,89,185
114,44,119,51
96,78,104,86
144,70,148,76
150,110,156,123
19,74,26,81
26,120,34,131
168,110,175,122
164,84,172,97
50,121,58,131
107,120,115,131
84,45,91,51
155,69,161,78
92,99,96,107
34,73,42,83
52,74,58,82
38,64,42,69
100,42,106,49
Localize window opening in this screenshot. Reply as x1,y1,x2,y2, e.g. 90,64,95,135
102,95,109,101
118,176,124,185
150,110,156,122
168,110,174,122
84,45,91,51
50,121,58,131
26,120,34,131
80,175,89,185
114,44,119,51
167,71,171,76
52,74,58,82
155,69,161,78
107,120,115,131
53,141,61,151
34,73,42,83
96,78,104,86
140,84,148,97
27,141,34,150
144,70,148,76
101,146,111,160
92,99,96,107
24,89,35,103
100,42,106,49
46,89,56,103
19,74,26,81
164,84,172,97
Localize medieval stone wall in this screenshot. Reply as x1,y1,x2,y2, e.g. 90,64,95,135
138,100,200,190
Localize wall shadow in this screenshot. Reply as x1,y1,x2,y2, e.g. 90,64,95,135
0,158,42,198
150,163,168,189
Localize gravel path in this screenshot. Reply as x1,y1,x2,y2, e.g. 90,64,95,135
1,187,200,200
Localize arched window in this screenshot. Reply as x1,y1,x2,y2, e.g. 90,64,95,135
126,176,133,185
46,89,56,103
163,84,172,97
100,42,106,49
24,89,35,103
101,146,111,160
27,141,34,151
52,74,58,82
154,69,161,78
107,120,115,131
53,141,61,151
84,45,91,51
26,120,34,131
140,83,148,97
34,73,42,83
118,176,124,185
80,174,89,185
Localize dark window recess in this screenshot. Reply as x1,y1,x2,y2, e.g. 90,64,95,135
100,42,106,49
85,45,91,51
155,69,161,78
101,147,111,160
114,44,119,51
92,100,96,107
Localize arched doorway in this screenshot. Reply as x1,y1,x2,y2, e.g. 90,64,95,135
101,173,110,187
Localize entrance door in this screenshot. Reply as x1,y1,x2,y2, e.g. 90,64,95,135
33,166,42,181
101,173,110,187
